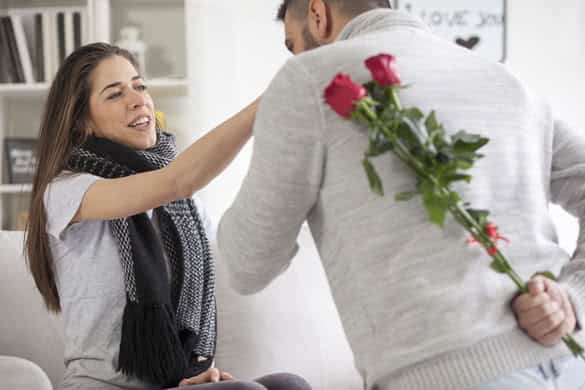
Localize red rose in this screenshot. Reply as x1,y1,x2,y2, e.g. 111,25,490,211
325,73,367,118
365,54,401,86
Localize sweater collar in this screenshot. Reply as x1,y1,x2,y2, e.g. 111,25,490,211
337,9,429,42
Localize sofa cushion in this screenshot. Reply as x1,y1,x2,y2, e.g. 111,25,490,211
0,231,65,388
0,356,53,390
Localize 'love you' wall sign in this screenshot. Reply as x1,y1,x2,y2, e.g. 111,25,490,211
394,0,507,62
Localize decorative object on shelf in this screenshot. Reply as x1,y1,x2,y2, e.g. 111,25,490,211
115,25,147,76
16,210,29,230
394,0,507,62
4,137,37,184
155,111,166,129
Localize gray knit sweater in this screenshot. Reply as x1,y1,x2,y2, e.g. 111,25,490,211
218,10,585,390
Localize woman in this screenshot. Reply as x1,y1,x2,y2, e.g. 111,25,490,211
24,43,311,390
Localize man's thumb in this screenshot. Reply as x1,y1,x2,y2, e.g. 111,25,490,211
528,276,545,296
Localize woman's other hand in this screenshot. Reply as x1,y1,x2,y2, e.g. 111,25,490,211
178,367,235,386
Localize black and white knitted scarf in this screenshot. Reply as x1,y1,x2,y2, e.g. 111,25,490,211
67,132,216,387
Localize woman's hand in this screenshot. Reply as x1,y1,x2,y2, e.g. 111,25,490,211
178,367,235,387
512,275,577,347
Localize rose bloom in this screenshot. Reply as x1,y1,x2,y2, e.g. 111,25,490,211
365,54,401,87
324,73,367,118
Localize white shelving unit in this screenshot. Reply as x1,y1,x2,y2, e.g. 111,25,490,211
0,0,192,230
0,184,33,193
0,79,189,98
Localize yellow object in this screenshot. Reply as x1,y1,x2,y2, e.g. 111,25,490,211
155,111,166,129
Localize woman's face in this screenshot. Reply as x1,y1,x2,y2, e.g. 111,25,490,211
86,55,157,149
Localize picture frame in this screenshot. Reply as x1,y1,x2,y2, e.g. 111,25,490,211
4,137,38,184
394,0,508,63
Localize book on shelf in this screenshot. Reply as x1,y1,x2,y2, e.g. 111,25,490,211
34,13,44,82
0,18,13,83
1,16,25,83
11,14,35,83
0,7,88,85
56,11,65,67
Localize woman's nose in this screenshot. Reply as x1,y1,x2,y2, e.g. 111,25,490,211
127,90,147,109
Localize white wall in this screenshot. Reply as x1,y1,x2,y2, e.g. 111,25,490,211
505,0,585,254
185,0,289,223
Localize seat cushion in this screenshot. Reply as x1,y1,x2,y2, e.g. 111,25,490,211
0,231,64,388
0,356,53,390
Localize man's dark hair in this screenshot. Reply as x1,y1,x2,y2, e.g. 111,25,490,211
277,0,391,21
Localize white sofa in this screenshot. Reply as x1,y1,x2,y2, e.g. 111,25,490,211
0,229,362,389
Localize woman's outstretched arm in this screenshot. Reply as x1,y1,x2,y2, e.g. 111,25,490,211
72,99,258,223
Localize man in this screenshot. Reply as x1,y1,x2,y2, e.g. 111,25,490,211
217,1,585,388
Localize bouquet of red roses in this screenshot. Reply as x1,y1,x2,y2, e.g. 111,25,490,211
324,53,584,359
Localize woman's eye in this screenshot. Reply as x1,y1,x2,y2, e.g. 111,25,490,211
136,85,148,91
107,92,122,100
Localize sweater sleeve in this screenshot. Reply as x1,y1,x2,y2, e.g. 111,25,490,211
217,58,325,295
552,119,585,327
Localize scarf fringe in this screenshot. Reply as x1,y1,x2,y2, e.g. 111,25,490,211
118,302,187,386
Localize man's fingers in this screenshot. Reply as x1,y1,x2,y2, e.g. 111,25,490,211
513,292,549,313
515,277,578,348
221,371,235,381
539,319,572,347
528,277,546,296
528,309,566,339
517,300,560,327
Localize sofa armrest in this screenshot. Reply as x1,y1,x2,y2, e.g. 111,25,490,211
0,356,53,390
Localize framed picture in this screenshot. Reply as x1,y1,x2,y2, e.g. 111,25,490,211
4,137,38,184
394,0,507,62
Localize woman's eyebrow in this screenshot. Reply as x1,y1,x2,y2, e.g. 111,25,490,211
100,75,143,95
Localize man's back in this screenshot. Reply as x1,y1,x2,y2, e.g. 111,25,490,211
219,9,585,390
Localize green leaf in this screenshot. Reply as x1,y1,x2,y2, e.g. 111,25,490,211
425,111,440,131
533,271,557,281
448,191,461,204
453,140,489,154
452,130,489,153
363,158,384,196
403,107,425,122
423,188,449,227
427,126,447,148
490,259,509,274
397,120,424,149
466,209,490,226
455,160,473,170
444,173,472,184
452,130,483,144
366,140,394,157
436,152,452,164
367,130,394,157
395,191,418,201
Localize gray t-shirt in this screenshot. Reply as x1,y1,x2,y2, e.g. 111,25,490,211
44,172,214,390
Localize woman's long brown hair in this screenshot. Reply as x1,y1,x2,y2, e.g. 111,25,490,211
25,43,138,312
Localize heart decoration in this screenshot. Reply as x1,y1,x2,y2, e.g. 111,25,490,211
455,36,481,50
